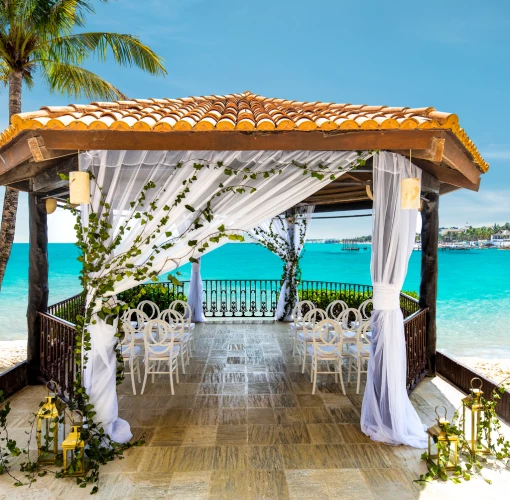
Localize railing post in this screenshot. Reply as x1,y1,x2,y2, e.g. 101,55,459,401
419,192,439,375
27,193,49,384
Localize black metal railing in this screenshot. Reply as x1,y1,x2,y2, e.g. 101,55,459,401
38,312,77,400
404,307,428,390
47,293,86,325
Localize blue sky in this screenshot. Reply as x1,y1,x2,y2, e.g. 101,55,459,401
0,0,509,242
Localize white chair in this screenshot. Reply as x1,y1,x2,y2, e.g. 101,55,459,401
326,299,348,320
138,300,160,320
308,319,346,395
337,308,363,346
141,319,180,395
346,321,372,394
297,308,328,373
169,299,195,350
159,308,190,373
290,300,315,356
359,299,373,322
122,308,149,347
120,323,142,395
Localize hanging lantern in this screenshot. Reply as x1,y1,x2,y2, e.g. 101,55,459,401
36,384,63,464
45,198,57,214
461,377,491,455
400,177,421,209
69,171,90,205
426,405,459,471
62,411,87,476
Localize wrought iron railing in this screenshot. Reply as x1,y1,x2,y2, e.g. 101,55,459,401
404,307,428,390
47,293,86,325
38,312,77,400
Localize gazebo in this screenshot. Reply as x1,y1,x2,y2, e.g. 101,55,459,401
0,92,488,448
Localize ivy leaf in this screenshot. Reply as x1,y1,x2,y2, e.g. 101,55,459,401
218,224,225,232
188,240,198,246
185,205,195,212
189,257,199,263
58,173,69,180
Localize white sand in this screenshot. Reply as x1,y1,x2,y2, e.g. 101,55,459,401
456,356,510,384
0,340,27,373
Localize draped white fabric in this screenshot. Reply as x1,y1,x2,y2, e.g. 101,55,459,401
81,149,363,443
360,152,427,448
188,258,206,322
250,206,314,321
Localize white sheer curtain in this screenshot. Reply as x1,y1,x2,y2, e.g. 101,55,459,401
250,206,314,320
188,258,205,322
360,151,427,448
80,149,364,443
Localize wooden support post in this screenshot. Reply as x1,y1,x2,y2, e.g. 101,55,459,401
27,193,49,384
420,192,439,375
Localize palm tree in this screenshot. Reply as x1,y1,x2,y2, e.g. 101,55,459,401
0,0,166,290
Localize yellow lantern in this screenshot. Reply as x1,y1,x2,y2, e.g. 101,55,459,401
461,377,491,455
69,171,90,205
401,177,421,209
36,385,63,464
62,411,86,477
45,198,57,214
426,406,459,471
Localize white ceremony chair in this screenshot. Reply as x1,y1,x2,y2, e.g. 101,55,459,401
346,321,372,394
169,299,196,350
326,299,348,320
290,300,315,356
337,308,363,346
159,308,190,373
122,308,149,347
308,319,346,395
359,299,373,322
141,319,180,395
120,323,142,395
296,308,328,373
138,300,160,320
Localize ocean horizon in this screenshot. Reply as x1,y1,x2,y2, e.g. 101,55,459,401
0,242,509,360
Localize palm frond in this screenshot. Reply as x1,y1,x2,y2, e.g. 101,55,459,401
44,32,167,75
0,60,10,87
41,59,127,101
30,0,97,34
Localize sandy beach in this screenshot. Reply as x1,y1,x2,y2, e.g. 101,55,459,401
0,340,28,373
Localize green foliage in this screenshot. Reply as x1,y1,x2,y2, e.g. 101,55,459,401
0,0,166,100
299,288,372,310
119,283,186,312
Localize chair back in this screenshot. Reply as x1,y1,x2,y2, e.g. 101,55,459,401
311,319,343,357
120,322,137,356
359,299,373,322
122,308,149,332
169,300,191,319
326,300,348,320
302,308,327,335
292,300,315,322
338,307,363,331
159,308,185,333
144,319,176,356
138,300,160,320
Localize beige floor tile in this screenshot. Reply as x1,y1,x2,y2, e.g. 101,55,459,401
167,471,211,499
216,424,248,445
247,408,276,424
248,424,280,445
306,423,344,444
183,425,218,446
209,470,250,499
247,445,284,470
285,470,331,500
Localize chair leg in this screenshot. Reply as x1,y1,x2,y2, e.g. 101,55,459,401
312,358,318,394
129,359,136,396
292,334,296,357
169,358,174,396
347,356,352,384
357,357,362,394
180,346,186,374
141,357,149,395
301,343,307,374
175,357,180,383
136,358,141,383
338,358,346,395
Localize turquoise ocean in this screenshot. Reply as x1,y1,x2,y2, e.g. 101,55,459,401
1,243,509,359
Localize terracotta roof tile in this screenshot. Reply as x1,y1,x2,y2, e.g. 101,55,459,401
2,91,487,171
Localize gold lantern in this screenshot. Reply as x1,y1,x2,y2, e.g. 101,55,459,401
62,411,86,476
400,177,421,209
461,377,491,455
69,171,90,205
426,406,459,471
36,385,63,464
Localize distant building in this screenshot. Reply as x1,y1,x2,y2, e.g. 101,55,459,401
491,230,510,248
439,227,465,241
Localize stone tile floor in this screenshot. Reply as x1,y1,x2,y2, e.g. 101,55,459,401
1,322,509,499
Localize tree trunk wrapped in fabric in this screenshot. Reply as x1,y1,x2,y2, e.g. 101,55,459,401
78,149,364,442
360,151,427,448
250,206,314,321
188,258,206,322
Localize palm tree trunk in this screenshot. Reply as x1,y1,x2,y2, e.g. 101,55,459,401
0,71,22,290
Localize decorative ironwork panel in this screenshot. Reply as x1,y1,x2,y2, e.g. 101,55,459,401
404,308,428,391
